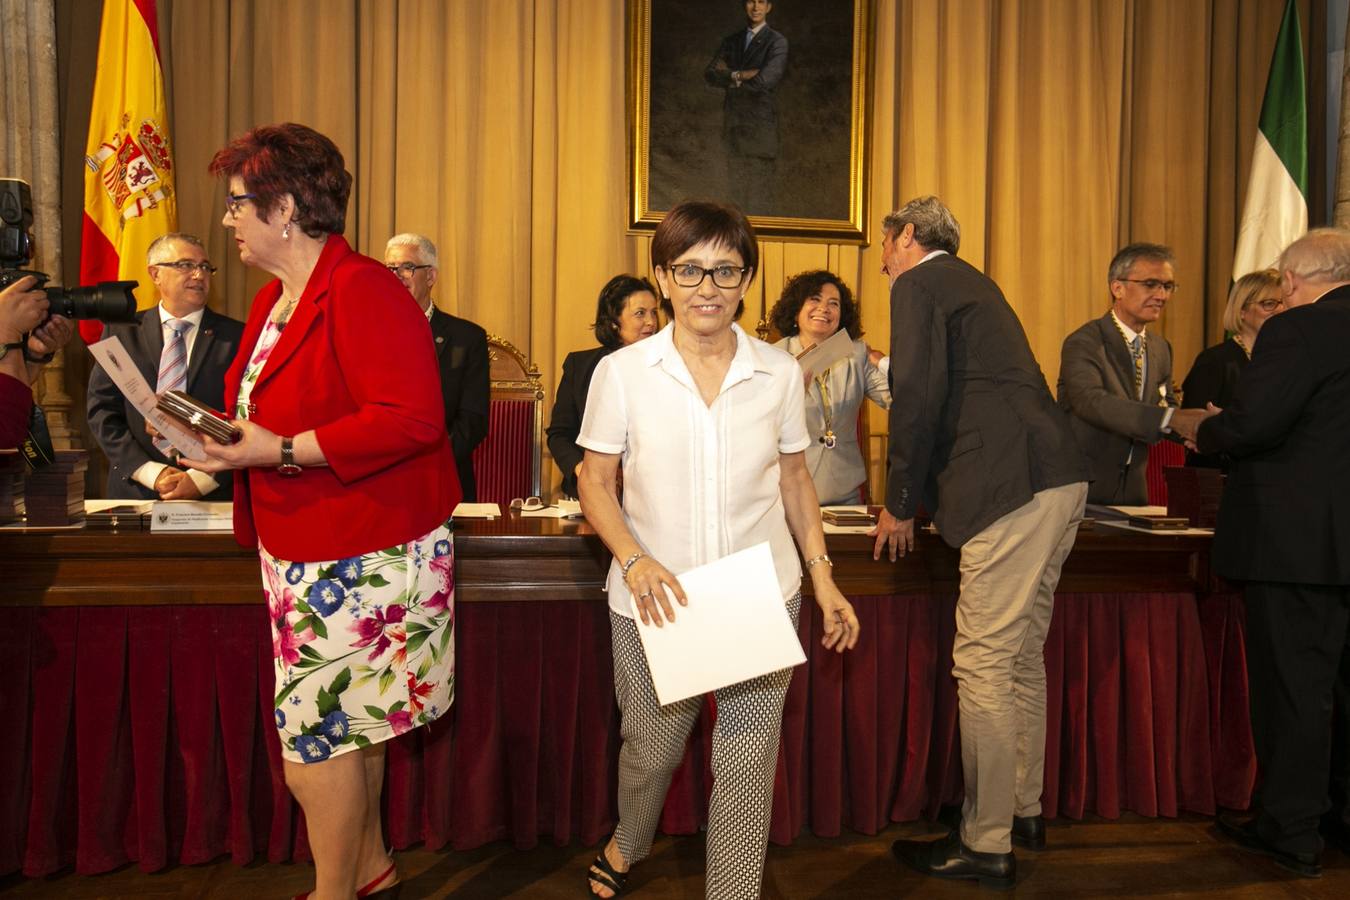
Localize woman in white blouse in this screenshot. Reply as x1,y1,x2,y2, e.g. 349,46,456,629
770,270,891,505
576,201,859,899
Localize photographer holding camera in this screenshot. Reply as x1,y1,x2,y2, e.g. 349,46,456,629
1,274,73,450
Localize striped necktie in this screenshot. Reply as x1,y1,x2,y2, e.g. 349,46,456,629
1130,335,1144,400
154,318,191,454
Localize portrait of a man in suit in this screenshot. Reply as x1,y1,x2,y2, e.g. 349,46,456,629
704,0,788,212
641,0,859,223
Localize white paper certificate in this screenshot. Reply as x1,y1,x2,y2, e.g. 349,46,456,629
630,542,807,706
88,335,206,459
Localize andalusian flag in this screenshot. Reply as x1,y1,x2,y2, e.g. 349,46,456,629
79,0,176,342
1232,0,1307,279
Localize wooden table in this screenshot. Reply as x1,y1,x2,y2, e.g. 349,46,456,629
0,515,1213,606
0,516,1251,879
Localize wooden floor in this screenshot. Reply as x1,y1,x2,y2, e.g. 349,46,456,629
4,815,1348,899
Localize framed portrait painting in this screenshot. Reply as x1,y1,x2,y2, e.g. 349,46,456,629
628,0,873,243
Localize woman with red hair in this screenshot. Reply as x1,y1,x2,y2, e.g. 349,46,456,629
182,123,459,899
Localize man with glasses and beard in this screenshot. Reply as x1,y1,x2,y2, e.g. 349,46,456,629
1057,243,1180,505
87,232,244,500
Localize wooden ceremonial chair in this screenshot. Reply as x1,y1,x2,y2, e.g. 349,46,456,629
469,334,545,507
1145,439,1187,506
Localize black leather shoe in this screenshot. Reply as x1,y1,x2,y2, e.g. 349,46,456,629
1012,814,1046,851
935,805,1046,851
892,831,1016,889
1216,816,1321,878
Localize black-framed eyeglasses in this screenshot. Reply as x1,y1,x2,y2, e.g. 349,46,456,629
386,263,433,277
225,192,258,218
667,263,749,289
1116,278,1178,294
155,260,217,275
1247,297,1285,312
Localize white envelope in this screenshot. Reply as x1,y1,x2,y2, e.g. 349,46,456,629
630,542,806,706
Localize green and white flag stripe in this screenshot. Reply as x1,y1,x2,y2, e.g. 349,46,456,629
1232,0,1308,279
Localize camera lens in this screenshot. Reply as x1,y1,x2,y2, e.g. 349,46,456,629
46,281,138,322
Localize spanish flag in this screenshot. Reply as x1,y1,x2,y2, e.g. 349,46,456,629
78,0,176,343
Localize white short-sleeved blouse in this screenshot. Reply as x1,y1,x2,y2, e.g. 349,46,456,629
578,322,811,618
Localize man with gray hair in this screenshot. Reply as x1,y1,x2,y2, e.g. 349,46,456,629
384,233,489,500
873,196,1089,887
1171,227,1350,877
87,232,244,500
1057,242,1180,505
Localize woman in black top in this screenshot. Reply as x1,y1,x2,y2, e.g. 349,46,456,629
547,275,658,497
1182,268,1284,469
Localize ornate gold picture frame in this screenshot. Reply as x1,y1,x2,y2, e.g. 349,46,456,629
628,0,873,243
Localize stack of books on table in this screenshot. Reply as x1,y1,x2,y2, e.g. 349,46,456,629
23,451,87,526
821,507,876,527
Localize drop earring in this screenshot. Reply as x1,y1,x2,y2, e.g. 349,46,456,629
282,222,291,240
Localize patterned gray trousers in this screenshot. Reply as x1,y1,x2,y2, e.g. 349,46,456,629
609,593,800,900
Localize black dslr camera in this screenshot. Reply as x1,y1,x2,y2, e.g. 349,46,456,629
0,176,138,322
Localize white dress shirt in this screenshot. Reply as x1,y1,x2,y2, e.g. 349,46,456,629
579,322,811,618
133,304,220,497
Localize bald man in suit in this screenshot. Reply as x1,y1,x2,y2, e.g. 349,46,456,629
1173,228,1350,878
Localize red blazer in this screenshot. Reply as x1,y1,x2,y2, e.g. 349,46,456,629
224,235,461,560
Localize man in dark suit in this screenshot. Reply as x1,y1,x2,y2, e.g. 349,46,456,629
87,233,244,500
1057,243,1179,505
873,197,1089,888
1171,228,1350,878
385,233,489,501
704,0,788,212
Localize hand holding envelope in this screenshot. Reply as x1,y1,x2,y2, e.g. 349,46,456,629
628,543,860,705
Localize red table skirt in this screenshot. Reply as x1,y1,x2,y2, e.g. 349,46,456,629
0,592,1255,877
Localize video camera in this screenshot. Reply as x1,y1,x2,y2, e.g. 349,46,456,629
0,177,138,323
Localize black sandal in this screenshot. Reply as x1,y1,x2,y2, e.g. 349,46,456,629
585,842,630,898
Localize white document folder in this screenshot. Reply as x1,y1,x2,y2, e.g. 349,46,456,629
630,542,807,706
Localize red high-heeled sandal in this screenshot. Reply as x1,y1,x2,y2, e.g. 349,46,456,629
292,860,398,899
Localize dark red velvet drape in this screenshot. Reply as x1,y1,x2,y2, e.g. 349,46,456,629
0,592,1253,877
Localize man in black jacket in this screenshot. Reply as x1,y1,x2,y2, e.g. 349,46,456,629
1173,228,1350,878
873,196,1089,888
87,233,244,500
385,233,489,501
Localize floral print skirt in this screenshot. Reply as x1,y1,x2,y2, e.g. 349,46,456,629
259,520,455,764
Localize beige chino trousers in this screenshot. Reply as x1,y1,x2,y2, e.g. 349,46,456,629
953,480,1089,854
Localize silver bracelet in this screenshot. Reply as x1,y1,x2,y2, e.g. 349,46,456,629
804,553,833,570
620,551,647,580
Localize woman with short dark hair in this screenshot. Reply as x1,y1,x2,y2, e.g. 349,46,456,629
183,123,459,899
577,201,859,898
769,269,890,504
546,274,659,497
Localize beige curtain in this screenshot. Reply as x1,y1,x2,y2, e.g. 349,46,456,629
2,0,76,445
53,0,1307,492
